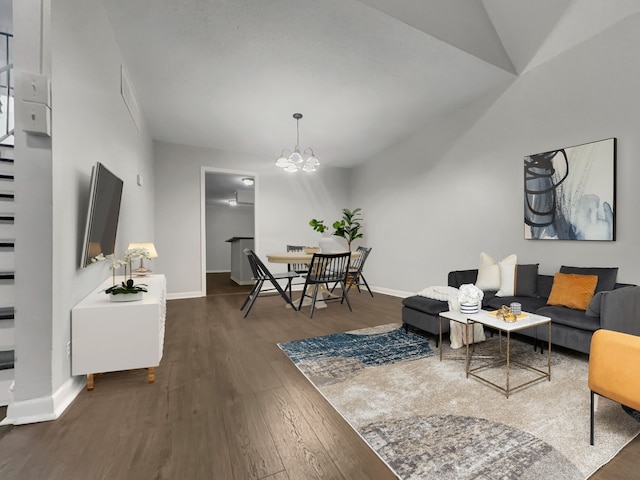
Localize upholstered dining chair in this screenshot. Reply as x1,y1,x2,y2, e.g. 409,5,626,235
298,252,352,318
240,249,300,318
588,329,640,445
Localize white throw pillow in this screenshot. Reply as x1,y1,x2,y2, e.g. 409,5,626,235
496,262,517,297
475,252,517,291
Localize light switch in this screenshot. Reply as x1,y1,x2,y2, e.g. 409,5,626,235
21,101,51,136
20,74,51,106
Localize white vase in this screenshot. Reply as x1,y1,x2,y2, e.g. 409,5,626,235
109,292,143,302
318,233,346,253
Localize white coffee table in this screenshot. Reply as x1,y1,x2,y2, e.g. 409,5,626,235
467,310,552,398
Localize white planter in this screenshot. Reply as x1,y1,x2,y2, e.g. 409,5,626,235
318,233,346,253
109,292,143,302
460,302,479,314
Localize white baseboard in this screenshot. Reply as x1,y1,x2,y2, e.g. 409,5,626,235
370,286,412,298
1,375,85,425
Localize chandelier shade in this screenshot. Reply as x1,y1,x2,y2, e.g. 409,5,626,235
275,113,319,173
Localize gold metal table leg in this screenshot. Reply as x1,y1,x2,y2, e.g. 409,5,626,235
439,315,443,361
506,331,511,399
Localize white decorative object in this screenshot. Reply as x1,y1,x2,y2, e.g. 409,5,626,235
457,283,484,310
510,302,522,315
109,292,143,302
318,233,345,253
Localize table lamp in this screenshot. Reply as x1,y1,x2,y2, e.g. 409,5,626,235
127,242,159,275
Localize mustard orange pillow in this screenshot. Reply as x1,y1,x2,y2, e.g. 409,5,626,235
547,273,598,310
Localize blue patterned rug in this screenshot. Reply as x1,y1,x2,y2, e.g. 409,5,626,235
278,323,640,480
279,324,433,386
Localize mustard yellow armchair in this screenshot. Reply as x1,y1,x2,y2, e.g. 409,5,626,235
588,329,640,445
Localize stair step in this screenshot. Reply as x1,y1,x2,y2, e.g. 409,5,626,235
0,307,14,320
0,215,13,223
0,174,13,181
0,240,14,248
0,350,14,370
0,272,14,280
0,193,14,200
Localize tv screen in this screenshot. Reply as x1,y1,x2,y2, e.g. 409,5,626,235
80,162,124,268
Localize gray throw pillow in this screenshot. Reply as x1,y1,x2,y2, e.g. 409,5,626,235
515,264,539,297
559,266,618,293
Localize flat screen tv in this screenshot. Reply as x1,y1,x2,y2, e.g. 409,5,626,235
80,162,124,268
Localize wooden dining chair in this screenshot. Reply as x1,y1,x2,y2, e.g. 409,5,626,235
298,252,352,318
347,246,373,296
240,249,300,318
286,245,309,274
330,246,373,297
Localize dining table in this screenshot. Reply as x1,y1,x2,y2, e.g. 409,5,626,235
266,250,360,309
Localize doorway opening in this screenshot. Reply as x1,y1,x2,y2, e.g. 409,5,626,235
201,168,256,296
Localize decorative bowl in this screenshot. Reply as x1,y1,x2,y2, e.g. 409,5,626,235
303,247,320,254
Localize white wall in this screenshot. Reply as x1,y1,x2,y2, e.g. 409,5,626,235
206,205,254,272
352,13,640,295
154,141,351,297
8,0,155,422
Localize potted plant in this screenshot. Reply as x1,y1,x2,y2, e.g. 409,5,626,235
105,278,148,302
309,218,328,233
93,247,152,301
332,207,363,251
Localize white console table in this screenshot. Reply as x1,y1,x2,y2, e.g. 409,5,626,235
71,274,166,390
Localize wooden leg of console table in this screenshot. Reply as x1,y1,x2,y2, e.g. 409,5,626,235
147,367,155,384
87,373,94,391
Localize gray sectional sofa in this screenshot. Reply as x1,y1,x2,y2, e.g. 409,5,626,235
402,267,640,354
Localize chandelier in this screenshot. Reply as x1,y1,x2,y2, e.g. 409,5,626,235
275,113,319,173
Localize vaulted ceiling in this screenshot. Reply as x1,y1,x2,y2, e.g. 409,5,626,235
102,0,640,168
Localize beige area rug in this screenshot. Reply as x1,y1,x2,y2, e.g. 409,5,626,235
278,323,640,480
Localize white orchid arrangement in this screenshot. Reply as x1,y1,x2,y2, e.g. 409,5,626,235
92,248,152,286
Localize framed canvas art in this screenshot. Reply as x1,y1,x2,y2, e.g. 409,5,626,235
524,138,616,241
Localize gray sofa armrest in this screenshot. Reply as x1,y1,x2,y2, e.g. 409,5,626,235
598,286,640,336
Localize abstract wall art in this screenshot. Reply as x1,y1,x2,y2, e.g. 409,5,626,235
524,138,616,241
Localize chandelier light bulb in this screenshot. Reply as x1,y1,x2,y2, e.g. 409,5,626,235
289,149,303,164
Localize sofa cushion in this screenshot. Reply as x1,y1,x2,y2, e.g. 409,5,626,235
537,275,555,298
485,295,548,313
496,263,539,297
448,269,478,288
535,305,601,332
547,273,598,310
559,266,618,293
476,252,516,291
402,296,449,316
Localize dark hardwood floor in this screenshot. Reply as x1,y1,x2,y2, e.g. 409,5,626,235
0,278,637,479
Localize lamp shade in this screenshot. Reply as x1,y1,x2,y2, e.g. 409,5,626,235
127,242,158,258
